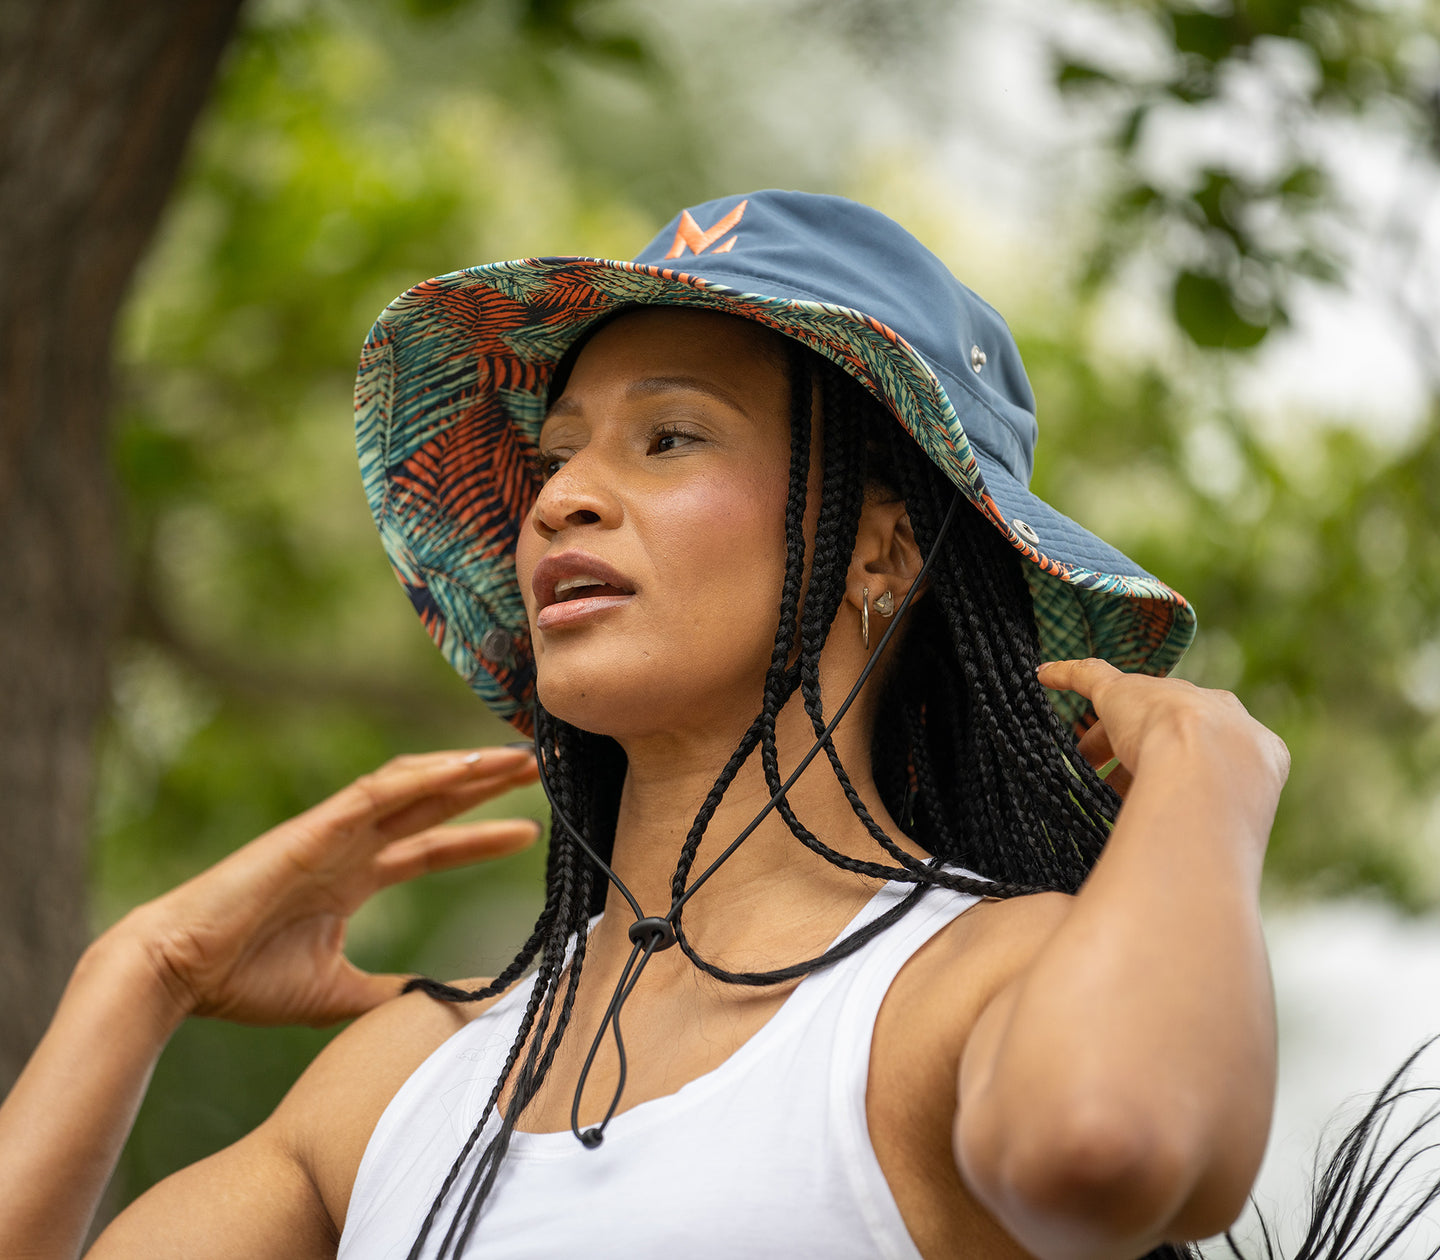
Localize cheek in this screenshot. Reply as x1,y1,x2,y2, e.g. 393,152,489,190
515,511,541,608
643,467,790,603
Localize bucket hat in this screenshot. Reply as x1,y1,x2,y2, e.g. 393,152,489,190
355,189,1195,732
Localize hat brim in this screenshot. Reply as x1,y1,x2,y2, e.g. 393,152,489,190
356,256,1196,732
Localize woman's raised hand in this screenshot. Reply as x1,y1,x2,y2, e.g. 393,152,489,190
1037,658,1290,801
109,746,541,1029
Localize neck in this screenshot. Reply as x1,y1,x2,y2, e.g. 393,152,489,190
586,682,927,974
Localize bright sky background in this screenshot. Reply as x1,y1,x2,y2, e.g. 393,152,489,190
1258,904,1440,1258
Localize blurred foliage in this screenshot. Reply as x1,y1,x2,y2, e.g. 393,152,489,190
1053,0,1440,352
96,0,1440,1207
1029,0,1440,904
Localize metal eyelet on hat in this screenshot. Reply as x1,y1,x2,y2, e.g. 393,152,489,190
1011,517,1040,546
970,345,986,373
479,627,513,664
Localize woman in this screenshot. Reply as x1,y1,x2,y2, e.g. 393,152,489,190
3,190,1292,1260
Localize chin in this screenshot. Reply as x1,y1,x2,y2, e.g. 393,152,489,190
534,660,762,743
533,661,664,737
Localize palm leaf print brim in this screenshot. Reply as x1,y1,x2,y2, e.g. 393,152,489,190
355,257,1197,734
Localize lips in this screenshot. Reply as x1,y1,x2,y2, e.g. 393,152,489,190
553,575,630,602
532,552,636,615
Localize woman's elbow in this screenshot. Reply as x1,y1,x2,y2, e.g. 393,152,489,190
954,1099,1221,1260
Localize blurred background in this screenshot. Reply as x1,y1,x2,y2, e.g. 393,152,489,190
3,0,1440,1249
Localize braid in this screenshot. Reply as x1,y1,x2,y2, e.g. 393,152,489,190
794,366,977,885
874,411,1118,890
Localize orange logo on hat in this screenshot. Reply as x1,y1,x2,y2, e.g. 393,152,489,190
664,200,747,259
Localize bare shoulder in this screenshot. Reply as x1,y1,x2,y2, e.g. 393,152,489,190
269,977,506,1237
910,891,1073,993
878,891,1075,1069
89,978,506,1258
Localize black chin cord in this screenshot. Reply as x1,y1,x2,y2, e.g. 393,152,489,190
534,487,965,1149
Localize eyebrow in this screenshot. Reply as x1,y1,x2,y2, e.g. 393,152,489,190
545,375,753,421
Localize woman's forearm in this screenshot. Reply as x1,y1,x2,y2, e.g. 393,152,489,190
958,718,1280,1260
0,925,188,1260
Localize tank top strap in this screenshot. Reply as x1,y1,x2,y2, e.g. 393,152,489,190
825,877,984,1058
820,879,986,1257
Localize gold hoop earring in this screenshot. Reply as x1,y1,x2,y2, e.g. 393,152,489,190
861,587,871,651
874,590,895,618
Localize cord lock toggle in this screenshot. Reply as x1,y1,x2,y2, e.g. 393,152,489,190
627,916,677,951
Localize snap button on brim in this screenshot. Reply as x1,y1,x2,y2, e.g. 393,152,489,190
1011,517,1040,546
479,627,514,663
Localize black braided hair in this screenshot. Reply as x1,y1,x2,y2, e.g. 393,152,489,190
405,335,1145,1256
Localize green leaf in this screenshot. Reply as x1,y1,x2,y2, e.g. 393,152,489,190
1056,60,1117,91
1292,246,1342,285
1172,270,1272,349
588,33,655,71
1166,64,1218,105
1118,178,1160,210
1170,11,1245,62
1279,162,1328,200
1117,103,1149,154
1193,168,1238,230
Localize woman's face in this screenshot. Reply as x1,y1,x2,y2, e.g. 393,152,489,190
515,307,806,740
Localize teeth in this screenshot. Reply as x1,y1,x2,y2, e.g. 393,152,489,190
554,575,607,597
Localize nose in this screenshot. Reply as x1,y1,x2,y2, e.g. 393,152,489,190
530,449,620,537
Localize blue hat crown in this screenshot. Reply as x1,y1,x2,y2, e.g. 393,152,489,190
633,190,1038,486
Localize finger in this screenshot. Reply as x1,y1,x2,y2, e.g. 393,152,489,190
373,819,543,887
1036,658,1120,700
311,964,418,1025
1075,720,1115,770
1073,722,1134,798
372,759,541,844
305,747,537,838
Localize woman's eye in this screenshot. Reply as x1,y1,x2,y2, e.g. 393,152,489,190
533,454,566,482
651,428,696,455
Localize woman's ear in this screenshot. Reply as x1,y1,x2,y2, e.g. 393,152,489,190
844,495,924,617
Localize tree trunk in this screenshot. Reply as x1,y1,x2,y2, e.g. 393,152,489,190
0,0,244,1098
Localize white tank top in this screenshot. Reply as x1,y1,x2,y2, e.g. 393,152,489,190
338,878,982,1259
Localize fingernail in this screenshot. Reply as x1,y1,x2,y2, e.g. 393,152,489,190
458,748,522,764
489,745,534,759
